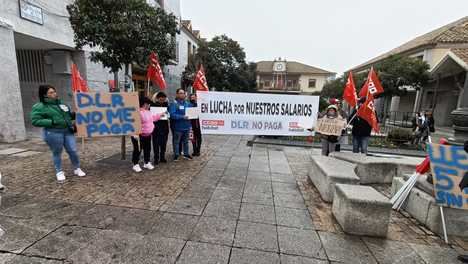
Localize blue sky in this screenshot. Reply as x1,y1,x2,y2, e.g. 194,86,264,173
181,0,468,75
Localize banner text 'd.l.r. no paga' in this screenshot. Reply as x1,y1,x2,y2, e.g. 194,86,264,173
428,143,468,210
74,92,141,138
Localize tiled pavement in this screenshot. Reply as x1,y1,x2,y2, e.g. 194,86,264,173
0,135,465,263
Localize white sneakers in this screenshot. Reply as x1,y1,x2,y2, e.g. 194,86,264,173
56,171,66,183
74,168,86,177
133,164,143,173
133,163,155,172
143,162,155,170
56,168,86,183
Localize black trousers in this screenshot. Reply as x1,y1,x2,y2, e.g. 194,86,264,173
131,135,152,165
152,131,169,163
192,127,202,154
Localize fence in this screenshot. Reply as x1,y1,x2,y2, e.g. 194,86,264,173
272,111,423,150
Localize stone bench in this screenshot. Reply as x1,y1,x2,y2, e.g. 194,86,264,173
308,156,360,202
332,184,392,237
391,177,468,238
329,152,423,184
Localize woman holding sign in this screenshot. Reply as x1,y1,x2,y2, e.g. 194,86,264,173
31,85,86,183
131,96,165,173
316,105,345,156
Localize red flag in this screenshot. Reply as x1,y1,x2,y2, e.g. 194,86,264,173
193,65,209,92
71,64,89,93
342,72,357,108
357,94,380,133
359,67,384,97
147,52,166,90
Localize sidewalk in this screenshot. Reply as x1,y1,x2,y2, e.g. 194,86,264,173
0,135,465,263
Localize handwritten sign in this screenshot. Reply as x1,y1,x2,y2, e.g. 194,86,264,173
75,92,141,138
428,143,468,210
315,117,346,136
150,107,169,120
187,107,200,120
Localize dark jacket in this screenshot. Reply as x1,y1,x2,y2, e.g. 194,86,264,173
169,99,192,132
151,101,169,135
190,101,200,131
350,110,372,137
31,98,74,130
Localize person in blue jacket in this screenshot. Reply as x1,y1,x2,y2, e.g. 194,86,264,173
169,88,192,161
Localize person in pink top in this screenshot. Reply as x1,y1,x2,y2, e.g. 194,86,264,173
131,96,166,173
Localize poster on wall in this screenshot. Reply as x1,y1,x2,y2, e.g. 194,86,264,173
74,92,141,138
428,143,468,210
197,91,319,136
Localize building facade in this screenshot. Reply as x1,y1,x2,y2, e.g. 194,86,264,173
0,0,200,142
351,16,468,129
256,59,335,95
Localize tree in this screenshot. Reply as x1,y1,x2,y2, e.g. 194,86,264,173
67,0,178,160
375,55,430,96
67,0,178,90
321,55,430,100
321,72,366,99
182,35,257,92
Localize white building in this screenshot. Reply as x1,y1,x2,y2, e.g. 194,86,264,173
0,0,200,142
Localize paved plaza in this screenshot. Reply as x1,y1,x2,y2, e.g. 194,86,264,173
0,136,466,263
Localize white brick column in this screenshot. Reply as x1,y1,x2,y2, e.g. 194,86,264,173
0,20,27,142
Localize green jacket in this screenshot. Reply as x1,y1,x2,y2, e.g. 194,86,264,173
31,98,74,129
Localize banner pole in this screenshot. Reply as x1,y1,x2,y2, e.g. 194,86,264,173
440,206,449,244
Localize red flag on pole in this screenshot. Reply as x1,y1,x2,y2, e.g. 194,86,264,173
359,67,384,97
193,65,209,92
147,52,166,90
71,64,89,93
357,93,380,133
342,71,358,108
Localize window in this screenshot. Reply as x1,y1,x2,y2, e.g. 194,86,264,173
308,79,316,88
187,41,192,56
287,80,293,88
264,81,271,88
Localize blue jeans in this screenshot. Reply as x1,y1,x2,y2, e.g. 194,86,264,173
353,136,370,154
43,129,80,173
173,130,189,157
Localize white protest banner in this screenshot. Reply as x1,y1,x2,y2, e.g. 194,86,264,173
428,143,468,210
75,92,141,138
150,107,169,120
197,91,319,136
315,117,346,136
186,107,200,120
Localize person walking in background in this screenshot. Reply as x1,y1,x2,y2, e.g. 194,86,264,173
350,97,372,154
169,88,193,161
131,96,165,173
189,93,202,157
151,92,170,164
31,85,86,183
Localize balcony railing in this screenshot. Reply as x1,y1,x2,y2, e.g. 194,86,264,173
258,86,301,92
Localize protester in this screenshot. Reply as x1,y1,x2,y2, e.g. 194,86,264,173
189,94,202,156
329,99,348,152
31,85,86,183
350,97,372,154
319,105,341,156
151,92,170,164
131,96,165,173
169,88,193,161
